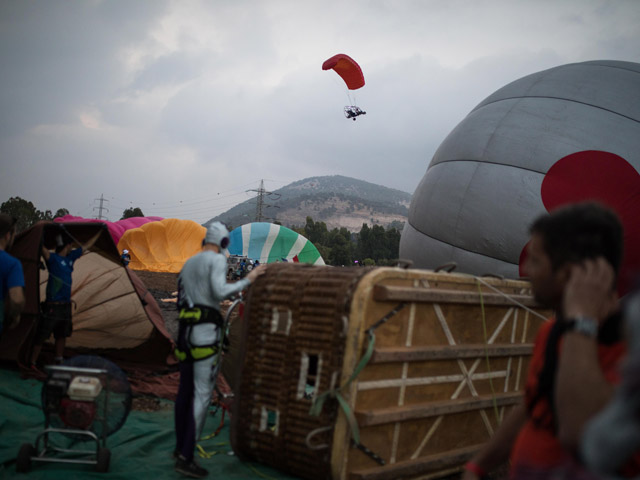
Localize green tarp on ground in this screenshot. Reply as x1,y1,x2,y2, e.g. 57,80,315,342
0,366,300,480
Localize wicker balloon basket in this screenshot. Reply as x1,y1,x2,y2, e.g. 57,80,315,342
231,264,549,480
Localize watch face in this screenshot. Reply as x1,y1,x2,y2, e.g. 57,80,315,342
570,317,598,338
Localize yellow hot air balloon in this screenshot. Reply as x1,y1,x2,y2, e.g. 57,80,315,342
118,218,206,273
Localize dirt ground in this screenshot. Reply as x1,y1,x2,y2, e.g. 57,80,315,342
133,270,179,292
130,270,179,412
133,270,180,340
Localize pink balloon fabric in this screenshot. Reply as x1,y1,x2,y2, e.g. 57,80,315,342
54,215,164,246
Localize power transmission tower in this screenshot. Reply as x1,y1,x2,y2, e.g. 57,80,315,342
93,193,110,220
247,180,280,222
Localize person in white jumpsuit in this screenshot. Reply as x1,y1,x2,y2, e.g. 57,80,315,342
174,222,264,478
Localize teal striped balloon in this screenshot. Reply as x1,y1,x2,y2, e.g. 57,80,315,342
228,222,325,265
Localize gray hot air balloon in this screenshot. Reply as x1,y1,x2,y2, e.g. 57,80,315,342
400,60,640,284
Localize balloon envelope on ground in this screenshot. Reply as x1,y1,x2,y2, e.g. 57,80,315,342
118,218,206,273
55,215,163,246
228,223,325,265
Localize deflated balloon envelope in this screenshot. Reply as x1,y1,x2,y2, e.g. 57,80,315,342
55,215,163,245
118,218,206,273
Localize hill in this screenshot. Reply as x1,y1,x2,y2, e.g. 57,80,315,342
205,175,412,231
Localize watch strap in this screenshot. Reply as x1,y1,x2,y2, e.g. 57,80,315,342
566,316,598,338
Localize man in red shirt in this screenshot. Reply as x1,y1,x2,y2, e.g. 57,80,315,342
463,202,637,479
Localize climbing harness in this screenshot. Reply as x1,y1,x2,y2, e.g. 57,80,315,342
178,306,225,327
174,306,224,362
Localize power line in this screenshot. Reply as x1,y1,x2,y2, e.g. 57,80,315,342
94,179,288,223
107,179,266,214
247,179,281,222
117,180,263,209
93,194,109,220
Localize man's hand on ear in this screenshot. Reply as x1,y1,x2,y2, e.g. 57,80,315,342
563,257,617,324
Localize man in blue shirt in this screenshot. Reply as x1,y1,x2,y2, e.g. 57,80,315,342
30,233,86,368
0,214,25,337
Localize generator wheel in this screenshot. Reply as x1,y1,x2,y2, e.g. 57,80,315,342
16,443,35,473
96,447,111,473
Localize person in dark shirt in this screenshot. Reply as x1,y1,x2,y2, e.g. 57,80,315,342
121,249,131,267
30,232,97,368
0,214,24,336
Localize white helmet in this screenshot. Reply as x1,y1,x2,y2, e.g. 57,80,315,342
204,222,230,250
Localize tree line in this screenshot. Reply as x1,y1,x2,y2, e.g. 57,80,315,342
0,197,70,232
0,197,145,232
1,197,402,266
292,216,402,267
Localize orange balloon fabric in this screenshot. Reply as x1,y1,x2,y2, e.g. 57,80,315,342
117,218,206,273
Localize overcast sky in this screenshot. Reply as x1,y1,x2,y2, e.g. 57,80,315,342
1,0,638,223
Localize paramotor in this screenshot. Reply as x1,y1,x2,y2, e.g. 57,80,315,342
323,53,366,120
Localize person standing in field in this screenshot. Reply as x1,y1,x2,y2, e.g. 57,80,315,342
0,213,25,337
173,221,265,478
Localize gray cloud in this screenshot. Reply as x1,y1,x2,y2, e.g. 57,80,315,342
0,1,168,137
1,0,638,223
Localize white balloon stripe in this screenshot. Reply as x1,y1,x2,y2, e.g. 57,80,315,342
241,223,252,258
259,223,281,263
287,235,307,260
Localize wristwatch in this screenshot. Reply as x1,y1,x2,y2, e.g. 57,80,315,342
565,316,598,338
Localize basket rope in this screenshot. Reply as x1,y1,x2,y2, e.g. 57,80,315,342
309,303,406,466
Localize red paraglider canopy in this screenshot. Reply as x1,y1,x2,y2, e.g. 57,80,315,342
322,54,365,90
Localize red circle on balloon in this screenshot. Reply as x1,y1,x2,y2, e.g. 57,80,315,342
519,150,639,295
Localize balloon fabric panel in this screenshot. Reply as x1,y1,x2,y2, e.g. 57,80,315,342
296,237,322,265
228,222,324,265
247,223,270,260
288,234,310,262
401,61,640,280
538,150,640,295
229,227,245,256
117,219,206,273
271,225,299,262
55,215,163,245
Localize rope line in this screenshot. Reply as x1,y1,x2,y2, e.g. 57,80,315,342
309,330,376,446
476,279,501,424
247,463,280,480
473,275,548,321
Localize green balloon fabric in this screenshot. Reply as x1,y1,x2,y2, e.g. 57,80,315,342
228,222,325,265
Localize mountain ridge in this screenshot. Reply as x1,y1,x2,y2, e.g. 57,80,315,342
205,175,411,232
